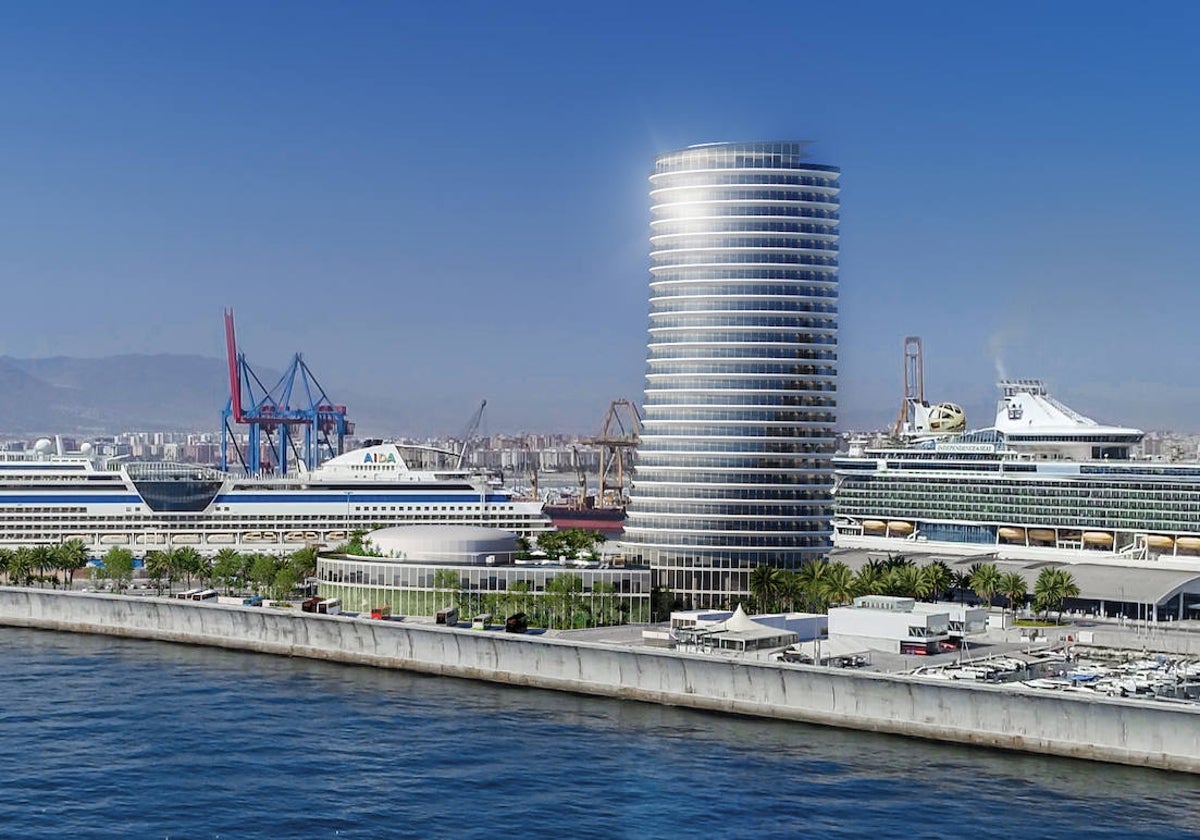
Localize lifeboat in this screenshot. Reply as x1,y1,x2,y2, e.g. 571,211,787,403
1146,534,1175,551
100,534,129,544
887,521,914,536
862,520,887,533
173,533,201,544
326,530,348,541
207,533,235,544
1082,531,1114,546
1175,536,1200,552
1028,529,1056,543
135,534,164,545
243,531,264,542
998,527,1026,542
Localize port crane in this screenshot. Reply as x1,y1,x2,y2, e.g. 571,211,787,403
582,398,641,509
220,309,354,475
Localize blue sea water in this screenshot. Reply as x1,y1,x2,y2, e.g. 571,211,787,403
1,628,1198,839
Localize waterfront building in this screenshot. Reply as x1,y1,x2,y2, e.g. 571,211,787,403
623,141,841,606
316,525,651,623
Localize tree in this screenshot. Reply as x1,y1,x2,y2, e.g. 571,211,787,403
30,545,55,587
143,550,172,596
969,562,1001,608
921,562,952,602
998,572,1027,621
888,564,930,599
272,564,299,600
171,546,205,588
949,570,971,604
546,573,584,629
852,564,885,598
1034,568,1079,624
289,546,318,580
508,580,534,621
249,554,279,595
797,560,832,612
102,547,135,592
432,568,460,613
592,580,618,626
0,548,11,584
54,540,90,589
748,564,779,613
774,569,803,612
9,548,35,586
213,549,243,595
822,562,856,606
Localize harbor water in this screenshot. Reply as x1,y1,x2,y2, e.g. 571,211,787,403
2,628,1198,839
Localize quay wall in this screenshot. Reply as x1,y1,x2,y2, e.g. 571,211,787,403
1,588,1197,774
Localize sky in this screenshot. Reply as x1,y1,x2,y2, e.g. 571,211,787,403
2,1,1200,434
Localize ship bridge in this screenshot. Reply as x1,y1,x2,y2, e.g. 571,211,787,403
125,462,228,512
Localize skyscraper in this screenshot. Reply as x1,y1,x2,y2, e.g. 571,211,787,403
624,142,840,607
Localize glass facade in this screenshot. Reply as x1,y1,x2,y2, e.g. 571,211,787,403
623,142,840,606
316,555,651,625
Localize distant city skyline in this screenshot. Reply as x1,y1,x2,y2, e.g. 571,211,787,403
3,3,1200,432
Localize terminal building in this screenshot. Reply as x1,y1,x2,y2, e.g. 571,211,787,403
316,525,650,625
828,595,951,655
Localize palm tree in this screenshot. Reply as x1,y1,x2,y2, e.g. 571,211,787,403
921,562,952,602
748,564,779,613
852,564,885,598
0,548,11,584
144,550,172,596
796,560,832,612
888,564,929,599
969,562,1002,608
54,539,90,590
1034,568,1079,624
9,548,34,586
213,548,243,595
949,570,970,604
171,546,205,588
30,545,55,587
998,571,1027,621
822,562,856,606
773,568,802,613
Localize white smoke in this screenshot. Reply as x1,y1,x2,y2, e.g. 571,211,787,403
988,332,1009,382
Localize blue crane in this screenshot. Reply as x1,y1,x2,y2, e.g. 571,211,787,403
220,309,354,475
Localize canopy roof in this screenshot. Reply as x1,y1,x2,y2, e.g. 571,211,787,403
829,548,1200,606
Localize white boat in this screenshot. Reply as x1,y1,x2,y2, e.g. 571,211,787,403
833,379,1200,567
0,441,551,557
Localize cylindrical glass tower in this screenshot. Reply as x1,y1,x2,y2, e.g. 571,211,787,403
624,142,840,607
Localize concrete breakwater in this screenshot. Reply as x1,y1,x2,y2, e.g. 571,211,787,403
1,588,1197,774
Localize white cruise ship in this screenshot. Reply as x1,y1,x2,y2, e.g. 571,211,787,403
0,439,550,556
833,379,1200,563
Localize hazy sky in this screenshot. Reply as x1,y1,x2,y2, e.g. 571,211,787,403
3,1,1200,433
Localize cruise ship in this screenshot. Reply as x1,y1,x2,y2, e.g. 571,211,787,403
0,439,551,556
833,380,1200,563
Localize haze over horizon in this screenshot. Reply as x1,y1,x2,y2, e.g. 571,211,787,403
4,2,1200,433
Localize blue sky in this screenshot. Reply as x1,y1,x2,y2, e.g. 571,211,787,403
2,1,1199,433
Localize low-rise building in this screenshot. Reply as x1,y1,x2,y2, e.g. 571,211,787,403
317,525,650,626
827,595,950,655
911,602,988,642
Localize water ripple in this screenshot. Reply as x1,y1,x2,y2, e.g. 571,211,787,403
1,627,1197,839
